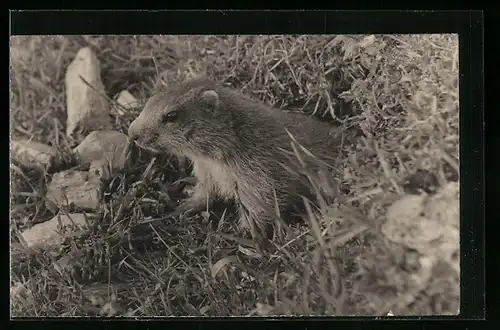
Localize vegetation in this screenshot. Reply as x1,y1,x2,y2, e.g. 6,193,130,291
10,34,459,316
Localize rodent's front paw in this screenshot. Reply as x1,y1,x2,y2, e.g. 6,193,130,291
171,176,197,189
170,176,197,198
170,198,206,218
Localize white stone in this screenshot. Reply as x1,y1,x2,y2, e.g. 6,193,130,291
10,139,59,170
116,90,139,107
73,130,130,174
114,90,139,115
45,170,102,213
382,182,460,275
65,47,111,139
383,194,441,250
424,182,459,228
20,213,91,248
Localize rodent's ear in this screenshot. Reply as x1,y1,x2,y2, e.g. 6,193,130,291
201,90,220,110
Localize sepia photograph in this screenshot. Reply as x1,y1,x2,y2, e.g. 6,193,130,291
10,34,460,317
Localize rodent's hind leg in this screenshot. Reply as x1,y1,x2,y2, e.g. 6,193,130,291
232,184,284,241
237,206,274,240
236,207,275,255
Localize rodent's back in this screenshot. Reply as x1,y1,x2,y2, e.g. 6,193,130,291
210,86,343,207
213,87,341,158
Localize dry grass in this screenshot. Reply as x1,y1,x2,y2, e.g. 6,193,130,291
10,34,459,317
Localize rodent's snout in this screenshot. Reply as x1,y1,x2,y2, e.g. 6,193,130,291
127,119,140,142
127,117,163,154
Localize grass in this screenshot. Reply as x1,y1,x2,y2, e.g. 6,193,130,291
10,34,459,317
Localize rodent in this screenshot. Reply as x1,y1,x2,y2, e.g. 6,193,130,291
128,77,352,238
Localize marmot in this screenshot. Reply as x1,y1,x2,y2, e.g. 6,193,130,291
128,77,353,237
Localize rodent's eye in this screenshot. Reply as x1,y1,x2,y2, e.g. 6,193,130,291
162,111,178,123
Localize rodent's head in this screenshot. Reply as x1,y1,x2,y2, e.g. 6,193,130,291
128,78,227,157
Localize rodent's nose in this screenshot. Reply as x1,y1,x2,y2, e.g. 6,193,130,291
129,132,138,142
128,120,139,141
128,130,138,142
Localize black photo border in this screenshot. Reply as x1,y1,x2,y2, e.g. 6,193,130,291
7,9,486,330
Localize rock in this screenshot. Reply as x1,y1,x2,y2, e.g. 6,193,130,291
11,139,60,171
423,182,459,228
45,170,102,213
65,47,111,140
20,213,92,248
382,182,459,274
114,90,139,115
73,130,131,175
355,183,460,316
421,182,459,273
116,90,139,108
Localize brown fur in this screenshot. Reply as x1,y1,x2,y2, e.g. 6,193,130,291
128,77,350,236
